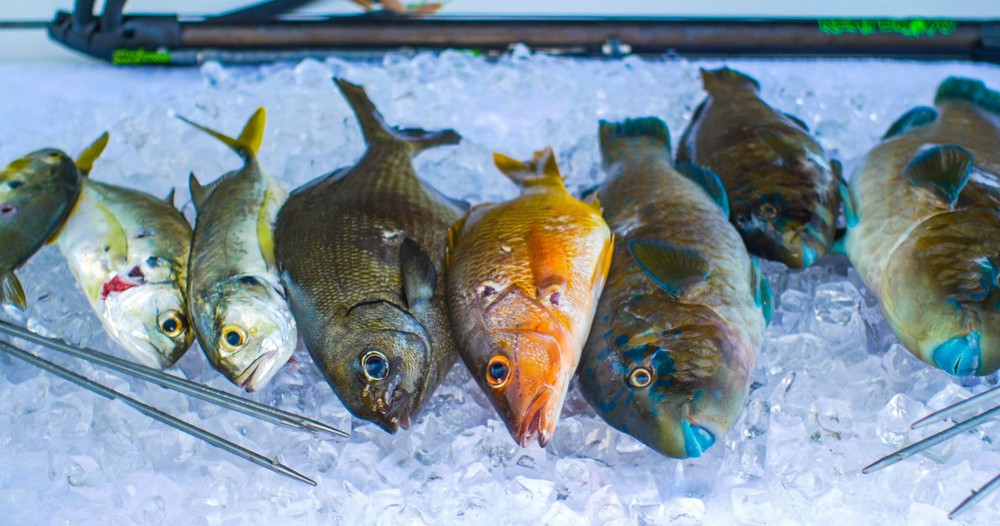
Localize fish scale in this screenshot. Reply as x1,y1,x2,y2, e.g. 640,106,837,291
276,78,463,433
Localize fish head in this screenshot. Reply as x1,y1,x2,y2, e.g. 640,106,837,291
461,283,573,447
102,280,193,369
321,299,434,433
198,276,298,391
0,149,78,199
732,175,834,268
581,302,748,459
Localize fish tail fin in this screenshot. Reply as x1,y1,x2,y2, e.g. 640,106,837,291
700,67,760,94
598,117,671,166
334,77,461,155
76,132,109,177
493,148,566,191
935,77,1000,116
177,107,266,158
0,272,26,311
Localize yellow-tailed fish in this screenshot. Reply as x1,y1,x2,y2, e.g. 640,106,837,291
579,118,769,459
677,67,840,268
275,78,463,433
0,145,82,309
446,148,614,447
181,108,298,391
57,133,194,369
844,77,1000,376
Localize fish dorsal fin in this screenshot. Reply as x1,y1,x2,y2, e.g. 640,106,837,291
526,228,569,298
76,132,110,177
333,77,461,156
178,107,265,159
189,173,208,212
628,239,710,299
883,106,938,139
164,188,176,205
750,258,774,325
834,161,859,228
903,145,972,208
784,113,809,132
444,212,470,268
701,67,760,94
400,238,437,310
0,273,26,311
257,188,278,269
757,129,801,167
675,163,729,218
493,148,565,191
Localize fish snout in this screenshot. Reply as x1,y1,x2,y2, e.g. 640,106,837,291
376,390,416,433
931,331,982,376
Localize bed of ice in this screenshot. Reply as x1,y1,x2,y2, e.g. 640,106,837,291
2,49,1000,525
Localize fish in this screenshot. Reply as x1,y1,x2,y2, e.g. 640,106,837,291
578,117,769,459
274,78,464,433
0,144,82,309
446,148,614,447
677,67,841,269
181,108,298,391
56,133,194,369
843,77,1000,376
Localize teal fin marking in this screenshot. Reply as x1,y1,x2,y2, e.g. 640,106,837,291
902,145,972,208
628,239,710,299
682,420,716,458
831,228,847,255
675,163,729,218
802,244,818,267
882,106,938,139
935,77,1000,116
751,258,774,325
932,331,981,376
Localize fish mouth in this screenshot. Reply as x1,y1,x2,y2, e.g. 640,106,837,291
235,350,279,392
514,390,555,447
378,391,415,433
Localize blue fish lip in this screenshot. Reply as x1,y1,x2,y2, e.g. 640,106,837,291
801,243,819,267
932,331,981,376
682,420,716,458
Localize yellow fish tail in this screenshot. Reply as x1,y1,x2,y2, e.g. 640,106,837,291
76,132,110,177
178,107,266,159
493,147,566,191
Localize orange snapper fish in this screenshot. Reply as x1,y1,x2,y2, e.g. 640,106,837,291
446,149,613,447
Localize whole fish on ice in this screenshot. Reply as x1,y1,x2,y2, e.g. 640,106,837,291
844,77,1000,376
57,133,194,369
0,143,82,309
446,148,613,447
275,78,464,433
579,118,769,459
181,108,298,391
677,67,840,268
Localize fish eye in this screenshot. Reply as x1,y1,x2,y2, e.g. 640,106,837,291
486,355,510,388
758,203,778,219
361,350,389,382
157,310,186,338
6,180,23,189
220,325,247,351
628,366,654,389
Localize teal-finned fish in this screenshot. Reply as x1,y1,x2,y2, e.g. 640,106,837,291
579,117,769,459
677,67,841,269
844,77,1000,376
0,144,82,309
181,108,298,391
275,78,463,433
57,133,194,369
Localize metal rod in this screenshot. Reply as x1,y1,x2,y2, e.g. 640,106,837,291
0,21,50,29
0,340,316,486
950,472,1000,519
0,321,347,438
911,384,1000,429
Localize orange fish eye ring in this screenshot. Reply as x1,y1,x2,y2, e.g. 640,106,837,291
759,203,778,219
628,366,654,388
486,355,511,388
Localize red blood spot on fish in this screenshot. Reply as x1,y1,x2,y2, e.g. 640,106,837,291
128,266,144,279
288,356,298,365
100,274,142,300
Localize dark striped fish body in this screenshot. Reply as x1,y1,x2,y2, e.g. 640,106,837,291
580,118,769,459
844,77,1000,376
677,67,840,268
0,147,81,309
275,78,463,433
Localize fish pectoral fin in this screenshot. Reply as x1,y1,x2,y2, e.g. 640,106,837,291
0,272,26,311
783,112,809,132
675,163,729,218
257,189,278,270
750,258,774,325
76,132,110,177
445,212,470,268
591,234,614,289
400,238,437,310
628,239,709,299
902,145,972,208
756,129,802,168
527,228,571,296
96,202,128,262
834,161,859,228
177,107,265,158
882,106,938,139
